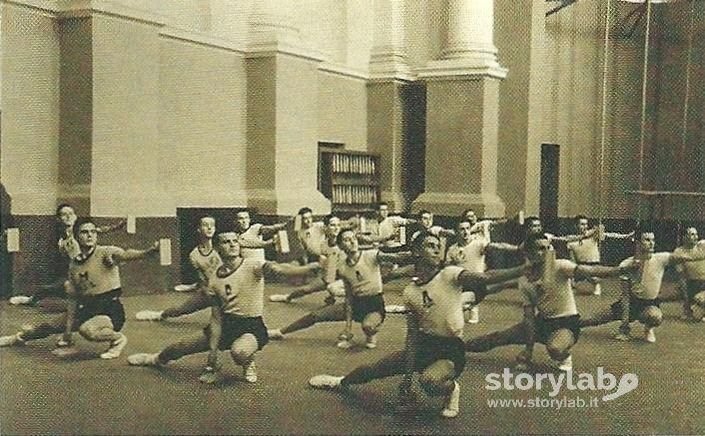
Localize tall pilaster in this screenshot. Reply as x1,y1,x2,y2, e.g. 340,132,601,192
244,0,330,215
413,0,507,217
366,0,418,212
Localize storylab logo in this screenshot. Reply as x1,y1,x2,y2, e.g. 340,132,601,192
485,367,638,406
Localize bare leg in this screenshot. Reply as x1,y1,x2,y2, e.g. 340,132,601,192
341,350,407,387
279,303,346,335
464,321,529,352
162,292,211,319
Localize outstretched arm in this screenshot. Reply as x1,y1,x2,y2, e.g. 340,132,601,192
358,232,395,244
238,235,273,249
377,251,415,266
264,261,320,278
604,230,635,240
97,219,127,234
487,242,520,252
574,263,635,280
670,248,705,265
457,263,527,289
552,228,599,243
107,242,159,265
259,222,287,239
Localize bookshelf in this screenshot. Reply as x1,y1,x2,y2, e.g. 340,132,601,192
319,148,381,213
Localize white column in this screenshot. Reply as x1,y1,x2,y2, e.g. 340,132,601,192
247,0,305,54
443,0,496,61
368,0,413,81
419,0,506,79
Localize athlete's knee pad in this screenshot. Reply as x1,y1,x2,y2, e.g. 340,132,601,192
693,291,705,306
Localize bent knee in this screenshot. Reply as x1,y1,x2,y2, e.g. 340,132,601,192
361,314,382,334
230,334,258,364
418,361,455,395
546,344,570,361
641,307,662,326
546,331,573,360
78,315,113,339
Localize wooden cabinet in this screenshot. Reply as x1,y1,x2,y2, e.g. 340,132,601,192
319,149,381,213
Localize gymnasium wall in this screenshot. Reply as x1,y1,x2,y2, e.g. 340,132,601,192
650,2,705,199
317,71,368,151
541,0,705,221
1,2,60,215
158,34,249,207
2,0,703,298
494,0,547,217
91,13,163,216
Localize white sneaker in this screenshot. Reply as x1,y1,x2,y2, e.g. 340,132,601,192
269,294,290,303
365,334,377,349
51,346,80,358
135,310,164,321
309,374,344,390
467,306,480,324
243,361,257,383
385,304,407,314
441,381,460,418
173,283,198,292
644,327,656,343
100,333,128,359
9,295,33,305
593,283,602,296
268,329,284,340
0,333,24,347
127,352,160,366
336,339,354,349
556,355,573,372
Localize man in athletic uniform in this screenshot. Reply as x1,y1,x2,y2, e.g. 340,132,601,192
674,227,705,321
446,218,520,323
10,203,125,306
268,228,413,349
127,227,320,384
566,215,633,295
465,233,634,371
0,217,159,359
269,214,345,304
234,209,286,260
581,230,705,342
308,232,527,418
357,202,415,253
135,216,222,322
296,207,328,265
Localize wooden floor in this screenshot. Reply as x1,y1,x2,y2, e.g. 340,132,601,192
1,277,704,434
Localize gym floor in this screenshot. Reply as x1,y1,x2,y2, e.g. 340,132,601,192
1,276,703,435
